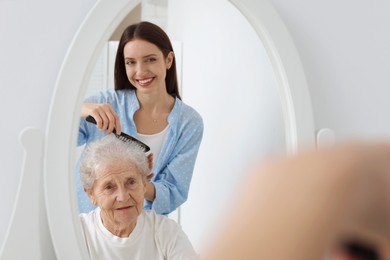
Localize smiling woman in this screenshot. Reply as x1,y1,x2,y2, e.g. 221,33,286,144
79,136,150,238
43,0,314,259
76,21,204,217
78,135,198,259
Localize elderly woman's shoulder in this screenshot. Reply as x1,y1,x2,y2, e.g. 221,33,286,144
142,210,190,250
142,210,183,232
79,209,98,223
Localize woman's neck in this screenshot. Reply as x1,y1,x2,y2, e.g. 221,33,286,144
134,90,175,134
136,90,175,114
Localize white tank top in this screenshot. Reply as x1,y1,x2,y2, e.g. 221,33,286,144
136,125,169,165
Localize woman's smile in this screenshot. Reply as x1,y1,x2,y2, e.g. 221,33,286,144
137,77,154,87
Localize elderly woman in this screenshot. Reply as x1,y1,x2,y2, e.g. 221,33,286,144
79,135,198,260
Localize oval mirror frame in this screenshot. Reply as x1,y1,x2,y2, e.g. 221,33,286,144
44,0,315,258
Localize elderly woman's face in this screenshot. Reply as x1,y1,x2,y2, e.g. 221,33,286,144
87,159,146,229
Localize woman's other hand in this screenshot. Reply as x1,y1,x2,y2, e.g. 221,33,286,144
147,153,154,170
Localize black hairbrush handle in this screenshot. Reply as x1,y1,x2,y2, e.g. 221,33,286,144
85,115,150,152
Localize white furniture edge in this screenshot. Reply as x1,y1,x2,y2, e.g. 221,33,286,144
45,0,315,258
0,128,55,259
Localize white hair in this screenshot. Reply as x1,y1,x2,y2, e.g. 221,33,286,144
80,135,149,191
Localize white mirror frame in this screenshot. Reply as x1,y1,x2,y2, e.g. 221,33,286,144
45,0,315,258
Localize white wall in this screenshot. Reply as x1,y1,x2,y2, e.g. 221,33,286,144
2,0,390,253
270,0,390,140
166,0,285,252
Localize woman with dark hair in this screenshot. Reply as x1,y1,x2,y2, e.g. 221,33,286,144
77,21,204,215
114,21,180,98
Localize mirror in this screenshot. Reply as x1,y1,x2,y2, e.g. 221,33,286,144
45,0,315,258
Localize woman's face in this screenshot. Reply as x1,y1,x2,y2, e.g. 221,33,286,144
123,38,173,95
87,159,146,234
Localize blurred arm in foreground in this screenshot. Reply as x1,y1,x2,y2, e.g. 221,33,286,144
204,142,390,260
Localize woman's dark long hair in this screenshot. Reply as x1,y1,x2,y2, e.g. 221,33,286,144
114,21,181,100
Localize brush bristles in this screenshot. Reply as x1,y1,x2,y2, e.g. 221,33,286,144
115,134,146,152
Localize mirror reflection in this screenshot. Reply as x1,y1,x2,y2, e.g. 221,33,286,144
79,135,198,259
75,0,286,255
76,20,203,220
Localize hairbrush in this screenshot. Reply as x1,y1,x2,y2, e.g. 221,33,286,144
85,115,150,153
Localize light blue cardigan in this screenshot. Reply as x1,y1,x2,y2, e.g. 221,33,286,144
76,89,204,215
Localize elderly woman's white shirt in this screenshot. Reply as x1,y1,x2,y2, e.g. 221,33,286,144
79,208,198,260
